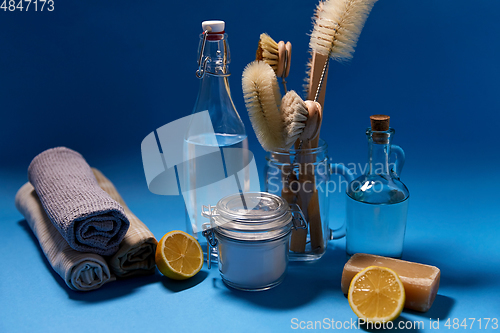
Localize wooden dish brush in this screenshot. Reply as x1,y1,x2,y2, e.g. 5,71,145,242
256,33,292,92
298,0,379,252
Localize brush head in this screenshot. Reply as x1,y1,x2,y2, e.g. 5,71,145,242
242,61,284,151
280,91,309,149
256,33,292,78
310,0,378,61
242,61,309,151
256,33,279,72
303,2,323,97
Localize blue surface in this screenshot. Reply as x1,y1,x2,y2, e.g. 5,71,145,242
1,0,500,332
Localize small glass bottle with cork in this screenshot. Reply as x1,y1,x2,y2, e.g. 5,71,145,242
345,115,409,258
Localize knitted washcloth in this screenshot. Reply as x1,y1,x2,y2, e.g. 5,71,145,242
92,168,157,278
15,183,115,291
28,147,129,256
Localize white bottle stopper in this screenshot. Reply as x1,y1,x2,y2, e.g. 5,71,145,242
202,20,225,33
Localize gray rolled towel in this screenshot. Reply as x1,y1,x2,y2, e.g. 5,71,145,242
28,147,130,256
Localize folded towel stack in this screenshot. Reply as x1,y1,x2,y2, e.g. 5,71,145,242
16,147,158,291
28,147,130,256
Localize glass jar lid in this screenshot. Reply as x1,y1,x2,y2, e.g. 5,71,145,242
210,192,293,242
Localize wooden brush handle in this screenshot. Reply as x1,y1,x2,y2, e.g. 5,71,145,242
308,130,324,252
290,99,322,253
304,51,329,252
308,51,327,149
270,152,304,252
291,139,314,253
296,139,324,253
307,186,323,251
289,172,309,253
277,41,286,78
307,51,329,109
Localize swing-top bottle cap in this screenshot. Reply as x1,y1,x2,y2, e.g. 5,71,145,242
202,20,225,33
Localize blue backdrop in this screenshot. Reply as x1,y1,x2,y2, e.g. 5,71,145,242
2,0,499,169
1,1,499,332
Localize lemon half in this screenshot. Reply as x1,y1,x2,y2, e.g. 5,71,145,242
348,265,405,323
155,230,203,280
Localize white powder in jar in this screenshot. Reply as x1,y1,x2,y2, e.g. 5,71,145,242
217,234,289,290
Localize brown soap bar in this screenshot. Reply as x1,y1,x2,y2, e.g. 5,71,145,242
341,253,440,312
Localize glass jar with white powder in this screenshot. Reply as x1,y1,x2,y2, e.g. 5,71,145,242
202,192,305,291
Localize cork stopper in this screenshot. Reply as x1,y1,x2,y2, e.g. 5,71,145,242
370,115,390,144
370,115,390,131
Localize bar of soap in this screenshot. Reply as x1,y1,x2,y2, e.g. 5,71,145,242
341,253,440,312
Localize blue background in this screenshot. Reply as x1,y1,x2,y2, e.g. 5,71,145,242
1,0,499,332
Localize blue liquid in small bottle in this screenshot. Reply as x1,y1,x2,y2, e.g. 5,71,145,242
346,195,409,258
345,121,409,258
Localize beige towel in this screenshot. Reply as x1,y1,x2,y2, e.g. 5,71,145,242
15,183,115,291
92,169,158,278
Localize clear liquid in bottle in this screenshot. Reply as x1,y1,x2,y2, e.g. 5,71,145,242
184,133,249,245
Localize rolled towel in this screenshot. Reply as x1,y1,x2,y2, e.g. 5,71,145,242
28,147,129,256
15,183,115,291
92,168,157,278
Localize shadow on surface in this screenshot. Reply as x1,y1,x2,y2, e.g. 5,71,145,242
218,243,348,309
403,243,498,289
359,296,453,332
17,219,162,301
405,294,455,320
69,273,163,302
160,270,208,292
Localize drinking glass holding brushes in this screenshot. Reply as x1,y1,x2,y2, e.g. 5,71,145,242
265,140,354,260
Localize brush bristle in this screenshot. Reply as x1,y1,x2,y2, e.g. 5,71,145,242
304,1,324,97
242,61,284,151
310,0,377,61
257,33,280,72
303,52,313,97
280,91,309,149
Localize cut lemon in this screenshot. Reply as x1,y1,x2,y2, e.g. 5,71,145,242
348,266,405,323
155,230,203,280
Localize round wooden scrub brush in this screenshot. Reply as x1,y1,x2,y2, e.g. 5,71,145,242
242,61,308,151
256,33,292,92
281,90,309,149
